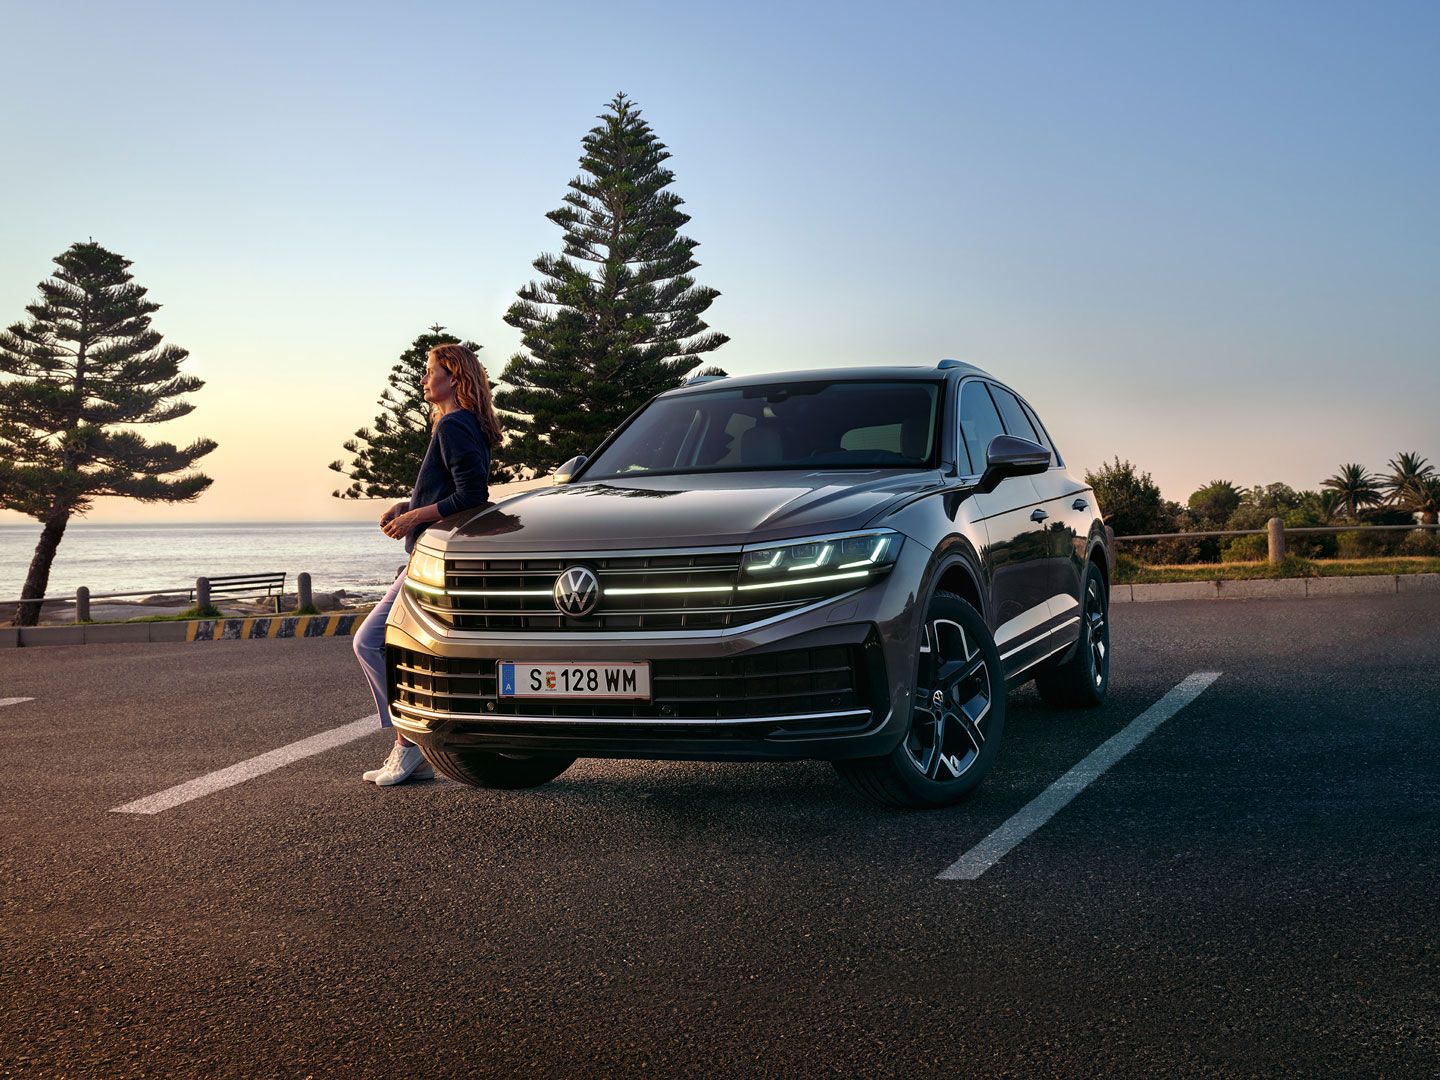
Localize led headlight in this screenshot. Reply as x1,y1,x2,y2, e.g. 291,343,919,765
406,548,447,593
738,530,901,592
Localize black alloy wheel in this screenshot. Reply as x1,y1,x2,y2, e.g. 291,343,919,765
1034,562,1110,708
835,590,1005,809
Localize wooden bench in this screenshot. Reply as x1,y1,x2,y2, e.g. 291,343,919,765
190,573,288,614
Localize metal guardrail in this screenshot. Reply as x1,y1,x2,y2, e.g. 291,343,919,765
2,572,316,624
1114,519,1440,565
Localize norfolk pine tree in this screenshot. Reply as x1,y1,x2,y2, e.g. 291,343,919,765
496,93,728,479
330,325,482,499
0,242,215,626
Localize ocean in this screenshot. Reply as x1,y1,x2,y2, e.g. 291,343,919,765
0,522,410,603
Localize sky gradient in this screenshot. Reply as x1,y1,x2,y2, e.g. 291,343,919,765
1,0,1436,525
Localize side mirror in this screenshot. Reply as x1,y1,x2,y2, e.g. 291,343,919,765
976,435,1049,494
551,454,587,485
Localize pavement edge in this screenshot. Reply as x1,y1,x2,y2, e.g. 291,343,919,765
6,613,363,649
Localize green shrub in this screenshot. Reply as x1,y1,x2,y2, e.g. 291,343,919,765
1336,529,1401,558
1398,529,1440,557
1114,551,1142,581
1273,555,1318,578
1221,534,1268,562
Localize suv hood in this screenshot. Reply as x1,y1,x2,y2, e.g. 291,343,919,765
430,470,944,552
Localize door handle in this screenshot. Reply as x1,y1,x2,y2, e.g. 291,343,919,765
1072,498,1088,511
1030,509,1048,522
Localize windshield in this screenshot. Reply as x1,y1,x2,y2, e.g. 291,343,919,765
583,380,942,480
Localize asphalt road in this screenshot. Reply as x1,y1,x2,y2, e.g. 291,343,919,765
1,595,1436,1078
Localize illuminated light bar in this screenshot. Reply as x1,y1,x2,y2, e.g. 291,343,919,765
745,550,784,571
837,537,893,569
603,584,737,597
736,569,873,592
786,543,833,572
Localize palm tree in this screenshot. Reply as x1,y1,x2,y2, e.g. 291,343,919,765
1382,451,1435,512
1411,476,1440,527
1321,463,1383,521
1301,489,1347,524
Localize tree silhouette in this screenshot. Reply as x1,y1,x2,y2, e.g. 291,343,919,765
0,242,214,626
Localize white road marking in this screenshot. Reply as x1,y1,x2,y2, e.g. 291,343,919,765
938,671,1222,881
111,714,380,815
0,697,34,708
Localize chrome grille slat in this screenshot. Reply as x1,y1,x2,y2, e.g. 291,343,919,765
416,548,845,632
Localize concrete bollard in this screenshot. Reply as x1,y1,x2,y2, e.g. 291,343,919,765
196,576,210,611
75,586,89,624
1267,517,1285,565
297,572,313,611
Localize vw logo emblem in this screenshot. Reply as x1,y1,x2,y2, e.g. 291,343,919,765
553,566,600,617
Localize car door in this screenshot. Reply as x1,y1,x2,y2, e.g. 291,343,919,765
989,385,1090,642
955,379,1049,647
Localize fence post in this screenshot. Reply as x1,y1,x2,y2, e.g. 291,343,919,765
75,586,90,624
297,572,313,611
196,576,210,611
1267,517,1285,565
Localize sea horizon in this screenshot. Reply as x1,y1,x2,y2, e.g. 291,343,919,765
1,520,408,602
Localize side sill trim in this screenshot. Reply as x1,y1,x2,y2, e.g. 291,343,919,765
999,616,1080,661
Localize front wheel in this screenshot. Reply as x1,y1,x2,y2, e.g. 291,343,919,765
420,746,576,790
835,590,1005,809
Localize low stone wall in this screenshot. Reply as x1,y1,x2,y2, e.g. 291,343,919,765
1110,572,1440,603
1,611,366,648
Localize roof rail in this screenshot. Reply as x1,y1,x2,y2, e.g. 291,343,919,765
936,358,968,370
684,374,727,386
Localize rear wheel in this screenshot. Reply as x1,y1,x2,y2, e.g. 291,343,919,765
835,591,1005,809
420,747,576,790
1034,563,1109,708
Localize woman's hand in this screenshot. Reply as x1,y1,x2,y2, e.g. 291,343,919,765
379,500,409,527
381,510,415,540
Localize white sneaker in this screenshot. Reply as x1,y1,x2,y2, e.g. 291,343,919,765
365,742,434,785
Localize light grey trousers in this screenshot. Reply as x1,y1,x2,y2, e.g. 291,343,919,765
353,570,406,728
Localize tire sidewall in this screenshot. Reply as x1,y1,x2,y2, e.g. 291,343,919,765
1083,563,1110,697
886,591,1005,808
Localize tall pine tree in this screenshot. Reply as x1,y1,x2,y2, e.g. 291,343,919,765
495,93,728,479
0,242,215,626
330,325,482,500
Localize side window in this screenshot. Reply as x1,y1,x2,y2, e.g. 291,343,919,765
1019,399,1061,467
988,385,1039,441
989,385,1057,468
958,381,1006,475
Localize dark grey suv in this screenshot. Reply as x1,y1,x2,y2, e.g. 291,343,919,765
385,361,1112,807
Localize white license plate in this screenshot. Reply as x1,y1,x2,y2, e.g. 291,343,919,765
497,661,652,700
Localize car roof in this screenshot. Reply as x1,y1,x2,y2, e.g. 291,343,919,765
664,360,994,397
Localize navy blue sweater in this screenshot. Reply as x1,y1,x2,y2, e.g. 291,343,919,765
404,410,492,554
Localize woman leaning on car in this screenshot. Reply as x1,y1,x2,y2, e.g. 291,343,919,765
352,343,502,787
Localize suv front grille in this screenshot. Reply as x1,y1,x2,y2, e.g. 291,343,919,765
386,642,881,723
410,551,852,632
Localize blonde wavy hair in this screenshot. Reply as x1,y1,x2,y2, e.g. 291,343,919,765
428,343,503,448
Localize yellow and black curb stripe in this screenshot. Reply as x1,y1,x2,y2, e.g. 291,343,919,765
185,613,362,642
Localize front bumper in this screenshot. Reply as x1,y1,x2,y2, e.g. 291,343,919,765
382,543,929,762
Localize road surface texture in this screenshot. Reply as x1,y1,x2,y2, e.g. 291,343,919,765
1,595,1435,1077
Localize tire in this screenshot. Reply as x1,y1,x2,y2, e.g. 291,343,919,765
420,746,576,790
1034,562,1110,708
835,590,1005,809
